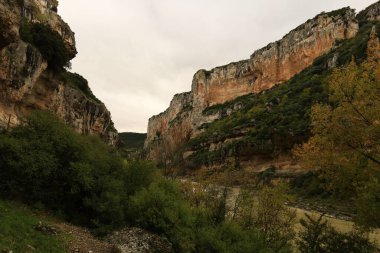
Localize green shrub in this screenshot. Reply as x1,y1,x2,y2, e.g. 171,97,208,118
355,179,380,229
290,172,330,198
128,178,271,253
123,160,157,196
194,222,269,253
20,20,70,70
0,111,126,231
0,111,278,252
127,179,195,250
298,213,375,253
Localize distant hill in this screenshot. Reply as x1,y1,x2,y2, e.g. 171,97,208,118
119,132,147,150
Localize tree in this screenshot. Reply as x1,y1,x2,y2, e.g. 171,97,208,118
295,28,380,229
231,189,255,228
20,20,71,70
355,178,380,228
298,213,375,253
253,185,296,253
297,213,330,253
294,29,380,198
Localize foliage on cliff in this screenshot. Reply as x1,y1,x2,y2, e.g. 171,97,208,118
20,20,70,70
185,20,380,168
61,71,100,102
295,30,380,228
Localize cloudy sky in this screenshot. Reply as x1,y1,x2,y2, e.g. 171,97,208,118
58,0,375,133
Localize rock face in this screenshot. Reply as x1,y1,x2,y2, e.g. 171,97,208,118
0,0,118,144
359,0,380,21
145,7,360,164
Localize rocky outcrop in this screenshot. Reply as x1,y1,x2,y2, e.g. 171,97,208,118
20,0,76,57
107,228,174,253
0,0,117,144
145,7,360,164
359,0,380,22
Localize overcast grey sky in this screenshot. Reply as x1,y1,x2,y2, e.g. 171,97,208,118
59,0,375,133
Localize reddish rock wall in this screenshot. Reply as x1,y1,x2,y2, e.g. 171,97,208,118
145,8,359,163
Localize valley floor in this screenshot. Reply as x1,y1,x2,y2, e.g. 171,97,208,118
292,207,380,247
183,180,380,249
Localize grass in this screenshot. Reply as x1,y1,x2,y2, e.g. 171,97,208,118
0,199,68,253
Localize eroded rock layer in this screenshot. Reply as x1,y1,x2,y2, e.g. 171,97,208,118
145,4,379,167
0,0,118,144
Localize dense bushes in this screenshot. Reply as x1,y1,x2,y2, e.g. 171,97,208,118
0,112,165,234
290,172,330,198
0,111,273,251
193,222,269,253
0,111,126,230
127,179,195,251
0,111,377,252
127,179,272,253
20,20,70,70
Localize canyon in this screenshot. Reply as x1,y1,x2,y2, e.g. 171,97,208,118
145,2,380,172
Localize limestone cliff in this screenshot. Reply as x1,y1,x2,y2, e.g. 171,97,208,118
145,3,380,169
145,7,359,163
0,0,118,144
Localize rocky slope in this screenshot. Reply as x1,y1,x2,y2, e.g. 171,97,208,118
0,0,118,144
145,3,380,172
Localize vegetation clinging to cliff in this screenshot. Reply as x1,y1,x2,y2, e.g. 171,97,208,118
184,21,380,167
61,72,100,103
20,20,70,70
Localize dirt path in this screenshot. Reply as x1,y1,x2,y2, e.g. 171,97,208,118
45,221,117,253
